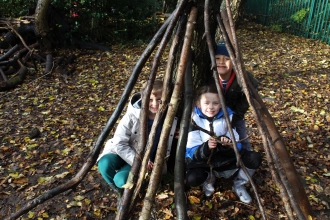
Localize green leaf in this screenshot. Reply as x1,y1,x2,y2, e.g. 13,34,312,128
28,211,35,218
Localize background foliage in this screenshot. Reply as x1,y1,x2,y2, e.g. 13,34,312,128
244,0,330,44
0,0,164,44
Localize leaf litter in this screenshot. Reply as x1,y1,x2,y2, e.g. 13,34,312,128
0,22,330,219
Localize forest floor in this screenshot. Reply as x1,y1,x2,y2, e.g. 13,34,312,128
1,22,330,220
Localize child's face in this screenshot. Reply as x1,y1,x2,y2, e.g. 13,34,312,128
215,54,233,76
148,91,162,116
197,93,221,118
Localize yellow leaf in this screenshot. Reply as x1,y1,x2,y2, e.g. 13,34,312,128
38,176,52,184
55,171,70,179
122,182,134,189
193,215,202,220
97,106,105,111
61,148,71,155
67,201,82,208
84,198,91,205
42,212,49,218
188,196,200,204
41,110,50,115
9,172,19,178
205,200,213,209
249,215,256,220
28,211,35,218
94,209,101,217
74,195,85,201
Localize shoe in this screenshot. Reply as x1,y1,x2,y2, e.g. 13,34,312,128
109,183,123,210
109,183,123,198
202,172,216,197
233,183,252,203
232,168,255,204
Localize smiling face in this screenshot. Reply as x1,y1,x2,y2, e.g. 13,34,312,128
197,92,221,118
215,54,233,80
148,91,162,119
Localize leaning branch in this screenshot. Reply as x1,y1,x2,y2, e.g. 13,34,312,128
6,10,173,220
220,0,313,219
139,6,198,220
174,46,192,220
116,9,181,220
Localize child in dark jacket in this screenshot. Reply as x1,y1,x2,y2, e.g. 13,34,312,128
215,40,259,151
185,84,261,203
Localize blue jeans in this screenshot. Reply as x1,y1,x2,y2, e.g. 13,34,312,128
232,117,251,151
98,153,131,188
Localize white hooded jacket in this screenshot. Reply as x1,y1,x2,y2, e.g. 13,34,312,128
98,93,178,166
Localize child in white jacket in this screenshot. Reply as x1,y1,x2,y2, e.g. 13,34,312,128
98,80,177,201
185,84,261,203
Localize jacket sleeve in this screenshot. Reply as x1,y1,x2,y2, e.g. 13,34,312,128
185,127,203,159
233,71,259,119
193,141,212,161
112,113,137,166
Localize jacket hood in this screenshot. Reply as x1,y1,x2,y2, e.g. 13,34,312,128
127,93,142,119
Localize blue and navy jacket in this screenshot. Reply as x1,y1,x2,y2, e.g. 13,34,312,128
185,106,242,163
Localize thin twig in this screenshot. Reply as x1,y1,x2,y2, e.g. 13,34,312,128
6,22,32,52
191,119,246,146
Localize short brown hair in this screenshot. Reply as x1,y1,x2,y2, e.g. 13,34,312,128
141,79,163,95
195,84,218,104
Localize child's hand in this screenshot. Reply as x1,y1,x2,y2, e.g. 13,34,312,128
174,129,180,139
147,160,154,171
219,136,232,144
208,137,218,149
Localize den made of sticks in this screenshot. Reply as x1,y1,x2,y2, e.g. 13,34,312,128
1,0,330,219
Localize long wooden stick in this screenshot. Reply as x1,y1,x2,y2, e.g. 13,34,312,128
221,1,305,219
217,15,294,220
139,6,198,220
127,104,167,213
174,47,192,220
116,1,189,219
221,0,312,218
204,0,241,165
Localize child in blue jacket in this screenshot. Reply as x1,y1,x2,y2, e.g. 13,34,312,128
185,84,261,203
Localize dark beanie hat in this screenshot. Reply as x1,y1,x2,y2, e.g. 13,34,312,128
215,40,229,57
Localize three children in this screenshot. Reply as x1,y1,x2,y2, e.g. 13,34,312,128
99,40,261,205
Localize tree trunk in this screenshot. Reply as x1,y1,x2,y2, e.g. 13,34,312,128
35,0,51,37
35,0,52,51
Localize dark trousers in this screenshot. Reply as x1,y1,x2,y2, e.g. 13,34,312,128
186,150,261,187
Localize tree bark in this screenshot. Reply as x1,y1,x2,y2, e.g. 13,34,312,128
139,7,198,219
35,0,51,37
174,47,192,220
115,10,180,220
220,0,313,218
